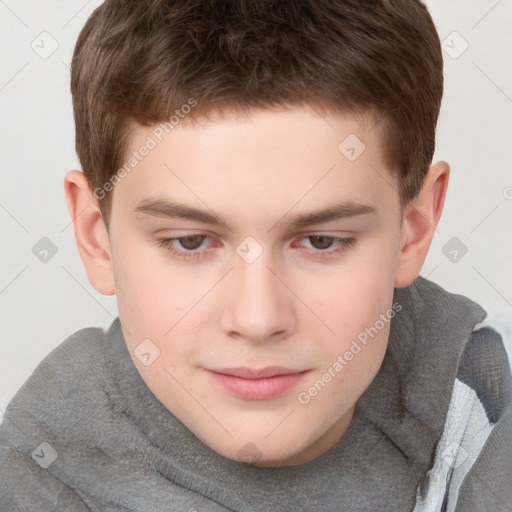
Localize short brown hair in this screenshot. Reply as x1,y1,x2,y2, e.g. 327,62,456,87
71,0,444,228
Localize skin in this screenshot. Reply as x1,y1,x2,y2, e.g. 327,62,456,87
64,105,449,467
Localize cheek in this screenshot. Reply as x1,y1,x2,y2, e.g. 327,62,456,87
112,240,173,336
112,241,210,368
304,239,397,381
316,253,396,336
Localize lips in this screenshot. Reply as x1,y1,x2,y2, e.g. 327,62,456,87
205,366,309,400
208,366,305,379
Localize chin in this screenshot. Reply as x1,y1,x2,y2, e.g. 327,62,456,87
207,434,302,466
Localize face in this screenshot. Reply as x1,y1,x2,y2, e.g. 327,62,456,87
106,106,404,467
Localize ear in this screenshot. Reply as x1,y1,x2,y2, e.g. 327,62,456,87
394,161,450,288
63,170,115,295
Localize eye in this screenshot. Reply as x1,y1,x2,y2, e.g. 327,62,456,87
156,234,213,260
172,234,206,250
295,235,356,258
155,233,356,261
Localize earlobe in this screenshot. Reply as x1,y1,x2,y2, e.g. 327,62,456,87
394,161,450,288
63,170,116,296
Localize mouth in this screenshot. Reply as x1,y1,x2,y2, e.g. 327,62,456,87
205,366,310,400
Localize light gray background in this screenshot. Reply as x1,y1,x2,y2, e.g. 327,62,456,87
1,0,511,415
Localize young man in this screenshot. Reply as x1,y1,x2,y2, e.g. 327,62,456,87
1,1,511,510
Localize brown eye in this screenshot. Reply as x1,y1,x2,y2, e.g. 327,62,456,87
178,234,206,250
307,235,335,250
156,233,215,261
294,235,356,258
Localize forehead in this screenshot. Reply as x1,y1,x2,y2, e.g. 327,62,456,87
113,106,399,224
127,104,381,157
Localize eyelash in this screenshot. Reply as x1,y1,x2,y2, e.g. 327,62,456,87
155,234,356,260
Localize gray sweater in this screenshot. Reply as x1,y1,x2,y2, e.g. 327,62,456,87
1,275,511,511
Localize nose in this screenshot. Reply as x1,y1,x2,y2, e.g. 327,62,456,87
218,246,297,344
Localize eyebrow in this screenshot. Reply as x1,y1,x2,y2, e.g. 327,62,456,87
134,198,377,230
